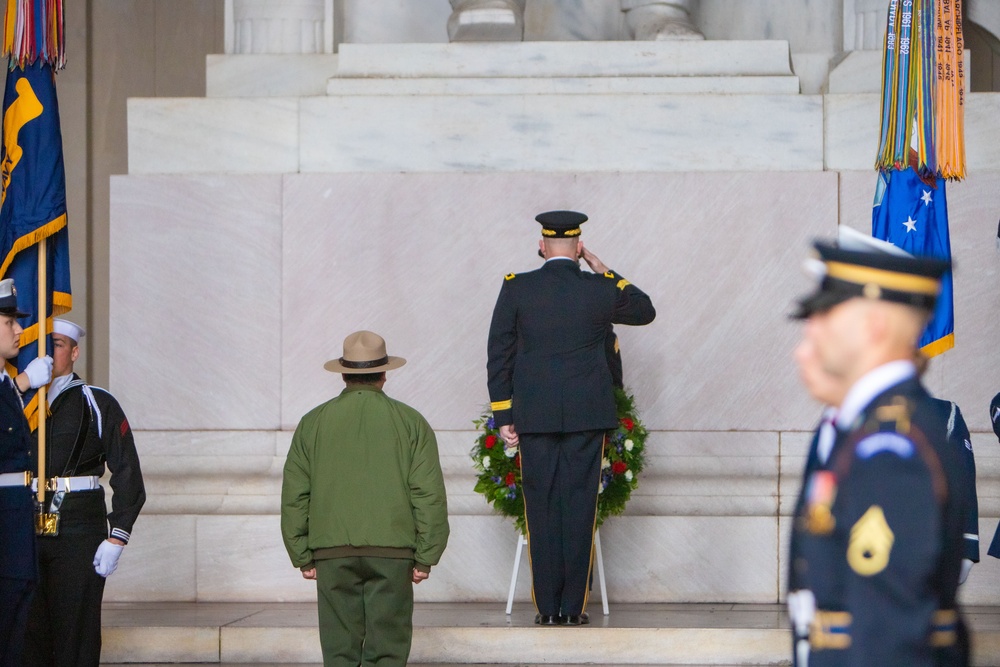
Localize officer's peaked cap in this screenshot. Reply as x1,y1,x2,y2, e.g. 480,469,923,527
536,210,587,238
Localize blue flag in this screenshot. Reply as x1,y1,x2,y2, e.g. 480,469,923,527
0,61,73,428
872,167,953,356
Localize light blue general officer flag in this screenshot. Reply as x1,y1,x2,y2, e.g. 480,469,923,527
872,167,953,356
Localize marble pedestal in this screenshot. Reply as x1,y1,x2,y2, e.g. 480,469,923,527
111,41,1000,606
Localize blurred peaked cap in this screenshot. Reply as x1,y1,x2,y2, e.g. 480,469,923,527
791,227,949,319
536,210,587,238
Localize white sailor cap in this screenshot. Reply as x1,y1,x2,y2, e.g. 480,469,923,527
52,318,86,342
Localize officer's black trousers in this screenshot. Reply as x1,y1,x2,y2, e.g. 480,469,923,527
0,576,34,667
520,430,603,617
23,528,107,667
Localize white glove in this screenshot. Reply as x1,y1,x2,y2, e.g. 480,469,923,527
24,355,53,389
787,589,816,636
958,558,973,585
93,540,124,578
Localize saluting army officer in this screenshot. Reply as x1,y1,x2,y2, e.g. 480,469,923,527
0,278,52,667
23,319,146,667
487,211,655,626
787,232,969,666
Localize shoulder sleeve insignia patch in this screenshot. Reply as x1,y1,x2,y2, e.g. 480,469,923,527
616,278,631,290
855,433,914,460
847,505,894,576
504,273,516,281
964,439,973,452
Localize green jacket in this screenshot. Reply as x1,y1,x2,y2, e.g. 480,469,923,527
281,384,449,571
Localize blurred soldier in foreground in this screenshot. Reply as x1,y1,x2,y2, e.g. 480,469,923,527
787,230,969,666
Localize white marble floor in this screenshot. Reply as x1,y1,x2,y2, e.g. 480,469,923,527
98,602,1000,665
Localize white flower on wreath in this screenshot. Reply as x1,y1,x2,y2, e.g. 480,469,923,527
602,457,610,470
483,457,491,470
504,446,518,458
598,481,604,494
625,470,633,482
624,439,634,452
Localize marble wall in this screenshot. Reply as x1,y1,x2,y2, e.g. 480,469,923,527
108,167,1000,604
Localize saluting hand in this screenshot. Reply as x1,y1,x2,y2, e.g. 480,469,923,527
579,244,609,275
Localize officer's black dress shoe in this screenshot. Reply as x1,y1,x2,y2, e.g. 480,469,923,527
534,614,561,626
562,612,590,626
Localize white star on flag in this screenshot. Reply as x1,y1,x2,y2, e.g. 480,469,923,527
921,190,933,206
903,216,918,232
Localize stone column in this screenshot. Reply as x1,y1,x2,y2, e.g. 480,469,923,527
225,0,334,54
843,0,889,52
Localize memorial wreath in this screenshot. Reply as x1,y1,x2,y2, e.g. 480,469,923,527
470,387,647,535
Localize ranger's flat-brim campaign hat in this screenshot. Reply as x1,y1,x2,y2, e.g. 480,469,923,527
792,226,950,319
324,330,406,374
0,278,29,318
536,210,587,238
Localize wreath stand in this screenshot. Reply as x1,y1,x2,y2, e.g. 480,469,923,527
505,528,609,616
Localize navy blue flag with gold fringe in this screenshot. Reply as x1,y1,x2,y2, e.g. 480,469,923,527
0,60,72,429
872,167,953,356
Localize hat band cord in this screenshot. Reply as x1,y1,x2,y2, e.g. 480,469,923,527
339,356,389,369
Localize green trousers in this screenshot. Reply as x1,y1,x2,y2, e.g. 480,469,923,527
315,556,414,667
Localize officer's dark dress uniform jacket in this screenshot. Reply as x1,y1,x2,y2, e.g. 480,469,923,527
487,259,654,619
791,378,969,667
0,374,36,667
24,374,145,667
487,260,654,432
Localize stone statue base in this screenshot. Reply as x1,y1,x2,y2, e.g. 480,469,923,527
448,0,704,42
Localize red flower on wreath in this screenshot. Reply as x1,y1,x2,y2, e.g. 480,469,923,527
612,461,628,475
514,454,521,469
484,434,498,449
620,417,634,432
505,472,517,486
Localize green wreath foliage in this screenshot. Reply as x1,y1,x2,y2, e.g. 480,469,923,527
470,387,647,535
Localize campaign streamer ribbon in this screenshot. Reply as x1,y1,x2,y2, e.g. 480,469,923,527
876,0,965,181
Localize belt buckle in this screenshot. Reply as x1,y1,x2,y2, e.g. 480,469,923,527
45,477,59,493
34,505,60,536
23,470,32,487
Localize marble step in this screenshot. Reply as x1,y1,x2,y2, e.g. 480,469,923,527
332,41,795,79
205,42,799,100
127,92,824,174
324,75,800,96
98,602,1000,665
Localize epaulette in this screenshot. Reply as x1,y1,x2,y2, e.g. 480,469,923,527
601,270,630,291
504,272,516,281
874,396,913,435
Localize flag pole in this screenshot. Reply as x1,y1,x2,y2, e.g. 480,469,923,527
36,237,47,505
